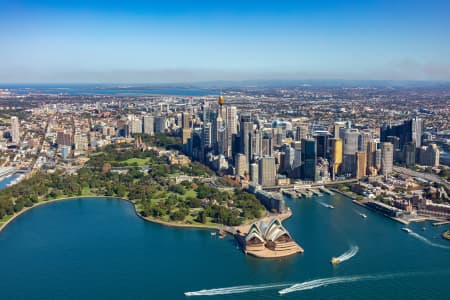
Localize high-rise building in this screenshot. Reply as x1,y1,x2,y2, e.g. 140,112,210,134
342,128,360,176
129,116,142,134
181,112,191,129
226,106,237,157
250,163,259,184
333,121,346,139
154,116,166,133
295,123,308,141
239,113,253,164
235,153,248,178
329,138,343,177
403,142,416,166
57,131,72,147
249,130,262,161
301,139,317,182
419,144,440,167
381,142,394,176
355,151,367,179
258,156,276,186
314,130,330,159
61,145,70,160
261,134,273,157
381,117,424,149
10,116,20,144
366,140,377,174
202,122,212,149
143,115,154,136
182,128,192,145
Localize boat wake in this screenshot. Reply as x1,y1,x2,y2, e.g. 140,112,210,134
184,283,290,296
408,231,450,250
318,201,334,208
334,245,359,263
278,272,413,295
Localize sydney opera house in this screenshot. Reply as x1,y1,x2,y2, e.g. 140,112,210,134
244,218,304,258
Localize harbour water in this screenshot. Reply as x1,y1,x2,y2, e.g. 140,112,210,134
0,195,449,299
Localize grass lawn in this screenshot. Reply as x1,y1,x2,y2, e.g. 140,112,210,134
122,158,150,166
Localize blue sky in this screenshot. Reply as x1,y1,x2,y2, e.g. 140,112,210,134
1,0,450,83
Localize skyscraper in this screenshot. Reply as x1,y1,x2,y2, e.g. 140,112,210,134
239,113,253,164
235,153,248,177
314,130,331,159
381,142,394,176
258,156,276,186
10,116,20,144
329,138,343,178
301,139,317,182
355,151,367,179
143,115,154,136
342,128,360,176
250,163,259,184
366,140,377,175
226,106,237,157
419,144,440,167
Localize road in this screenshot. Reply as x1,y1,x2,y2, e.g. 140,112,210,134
393,166,449,189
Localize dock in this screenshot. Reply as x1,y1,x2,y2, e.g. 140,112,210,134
433,221,450,227
319,187,334,195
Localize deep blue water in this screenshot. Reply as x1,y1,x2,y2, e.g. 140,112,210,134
0,195,449,299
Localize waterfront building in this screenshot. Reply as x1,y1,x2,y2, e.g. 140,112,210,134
301,138,317,182
245,218,303,257
258,156,276,186
381,142,394,176
10,116,20,144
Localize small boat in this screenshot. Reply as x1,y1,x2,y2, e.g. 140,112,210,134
210,232,217,236
401,227,412,233
422,227,427,231
330,257,340,265
360,213,367,219
327,204,335,209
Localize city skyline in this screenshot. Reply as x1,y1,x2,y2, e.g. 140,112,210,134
1,0,450,83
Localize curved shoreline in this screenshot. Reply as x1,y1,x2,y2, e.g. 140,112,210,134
0,196,219,233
